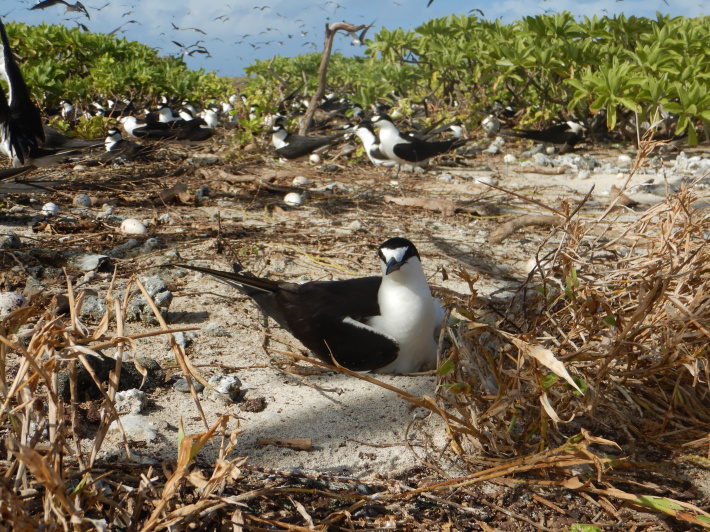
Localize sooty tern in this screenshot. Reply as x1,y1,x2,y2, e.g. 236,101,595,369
503,121,586,153
0,19,89,168
175,237,443,373
101,127,151,163
481,115,501,136
0,17,46,167
353,121,395,167
121,113,214,142
348,21,374,45
29,0,90,20
371,114,467,168
271,123,347,160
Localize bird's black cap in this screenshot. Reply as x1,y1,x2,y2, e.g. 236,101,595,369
372,113,394,124
378,237,420,263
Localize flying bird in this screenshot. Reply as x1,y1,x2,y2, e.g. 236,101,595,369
29,0,90,20
108,20,139,36
348,20,374,46
171,22,206,35
173,237,444,373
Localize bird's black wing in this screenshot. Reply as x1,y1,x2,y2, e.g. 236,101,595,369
275,134,338,159
503,124,573,145
172,264,283,294
174,119,213,141
286,277,399,371
393,137,462,163
26,146,80,167
319,315,399,371
172,265,397,371
28,0,69,11
0,164,34,182
75,1,90,19
131,126,179,139
369,144,388,162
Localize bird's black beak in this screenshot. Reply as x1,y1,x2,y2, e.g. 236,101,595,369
385,257,403,275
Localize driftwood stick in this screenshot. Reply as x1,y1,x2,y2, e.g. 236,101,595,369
512,165,571,175
488,214,562,244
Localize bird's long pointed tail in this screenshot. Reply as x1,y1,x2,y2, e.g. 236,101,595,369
170,264,281,293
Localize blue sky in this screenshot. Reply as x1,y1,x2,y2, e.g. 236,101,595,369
5,0,707,77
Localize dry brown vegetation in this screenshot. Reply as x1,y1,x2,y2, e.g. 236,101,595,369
1,132,710,531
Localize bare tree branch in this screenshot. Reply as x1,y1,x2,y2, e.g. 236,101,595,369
298,21,368,135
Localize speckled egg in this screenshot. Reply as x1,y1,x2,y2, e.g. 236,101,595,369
120,218,147,235
73,194,92,207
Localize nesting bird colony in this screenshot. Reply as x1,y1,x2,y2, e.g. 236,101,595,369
2,8,710,532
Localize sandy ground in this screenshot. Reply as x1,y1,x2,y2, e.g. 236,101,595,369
3,137,709,484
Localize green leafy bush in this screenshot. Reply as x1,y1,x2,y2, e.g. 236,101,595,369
247,12,710,143
5,22,234,107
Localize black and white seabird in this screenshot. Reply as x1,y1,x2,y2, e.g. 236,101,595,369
0,17,46,166
0,19,92,168
371,114,467,168
121,112,214,142
271,123,346,160
200,109,219,128
174,237,444,373
120,115,171,138
29,0,90,19
481,115,501,137
101,127,150,163
60,99,83,123
348,21,374,45
503,121,586,153
353,121,395,167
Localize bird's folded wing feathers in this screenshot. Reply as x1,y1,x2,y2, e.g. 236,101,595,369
316,316,398,371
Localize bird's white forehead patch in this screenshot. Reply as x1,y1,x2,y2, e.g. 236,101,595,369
380,246,408,264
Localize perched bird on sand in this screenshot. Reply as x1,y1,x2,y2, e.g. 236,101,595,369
174,237,444,373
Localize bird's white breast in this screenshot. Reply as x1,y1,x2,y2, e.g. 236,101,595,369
367,270,441,373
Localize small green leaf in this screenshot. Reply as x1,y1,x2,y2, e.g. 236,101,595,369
570,377,587,395
568,526,602,532
438,358,455,376
636,495,684,512
449,383,472,395
541,373,559,391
